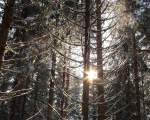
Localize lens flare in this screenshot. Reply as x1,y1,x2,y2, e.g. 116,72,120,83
86,69,97,82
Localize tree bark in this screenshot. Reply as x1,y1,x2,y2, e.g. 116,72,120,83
96,0,107,120
60,50,68,119
0,0,15,69
132,30,141,120
82,0,91,119
47,10,59,119
9,74,30,120
64,47,71,119
47,39,57,120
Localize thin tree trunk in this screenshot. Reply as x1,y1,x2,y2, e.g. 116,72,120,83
0,0,15,69
64,47,71,119
60,51,67,119
96,0,107,120
82,0,91,119
64,67,70,106
33,76,39,114
47,39,57,120
132,31,141,120
92,86,97,120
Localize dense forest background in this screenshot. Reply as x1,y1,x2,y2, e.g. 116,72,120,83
0,0,150,120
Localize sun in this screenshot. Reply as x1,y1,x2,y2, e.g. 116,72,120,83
86,69,98,82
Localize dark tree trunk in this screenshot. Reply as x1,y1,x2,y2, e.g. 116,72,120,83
9,1,32,119
96,0,107,120
0,0,15,69
82,0,91,119
9,74,30,120
132,31,141,120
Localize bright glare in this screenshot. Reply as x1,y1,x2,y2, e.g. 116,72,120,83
86,69,97,82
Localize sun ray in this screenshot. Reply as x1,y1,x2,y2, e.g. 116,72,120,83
86,69,97,83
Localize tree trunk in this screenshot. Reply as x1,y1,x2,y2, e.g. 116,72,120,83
9,74,30,120
82,0,91,119
64,47,71,119
60,51,67,119
0,0,15,69
64,67,70,110
96,0,107,120
132,31,141,120
47,39,57,120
